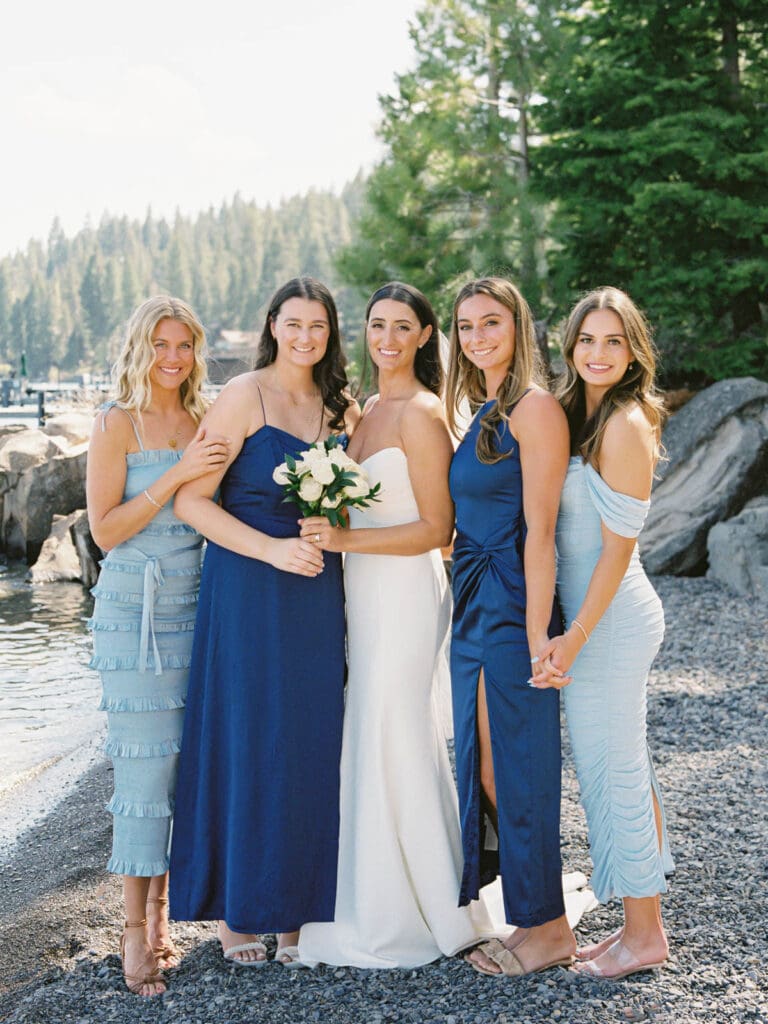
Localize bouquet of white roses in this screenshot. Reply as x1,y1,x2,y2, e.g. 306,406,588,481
272,435,381,527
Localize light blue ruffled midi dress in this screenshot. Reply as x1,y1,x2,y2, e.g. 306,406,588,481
556,458,675,904
89,405,203,877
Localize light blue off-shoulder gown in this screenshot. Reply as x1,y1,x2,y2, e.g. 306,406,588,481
556,458,674,903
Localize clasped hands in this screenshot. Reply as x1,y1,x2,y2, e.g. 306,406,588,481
529,629,585,690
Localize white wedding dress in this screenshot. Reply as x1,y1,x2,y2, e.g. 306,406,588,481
298,447,499,968
298,447,597,969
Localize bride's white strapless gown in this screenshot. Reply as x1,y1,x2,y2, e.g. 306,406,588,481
298,448,596,968
299,447,498,968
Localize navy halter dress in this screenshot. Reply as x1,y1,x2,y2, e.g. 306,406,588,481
449,399,565,928
169,425,345,933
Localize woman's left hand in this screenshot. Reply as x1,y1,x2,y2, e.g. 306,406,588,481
299,515,345,553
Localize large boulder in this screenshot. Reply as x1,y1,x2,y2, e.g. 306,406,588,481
43,412,93,446
0,427,88,563
641,377,768,575
27,509,101,585
707,497,768,603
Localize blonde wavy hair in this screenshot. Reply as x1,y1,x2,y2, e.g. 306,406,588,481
111,295,208,424
445,277,544,464
555,287,665,465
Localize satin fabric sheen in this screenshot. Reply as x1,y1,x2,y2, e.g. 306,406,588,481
299,447,498,967
169,426,345,932
449,401,566,928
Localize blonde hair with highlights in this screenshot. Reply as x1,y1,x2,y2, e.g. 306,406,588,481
556,286,665,465
111,295,208,424
445,277,543,464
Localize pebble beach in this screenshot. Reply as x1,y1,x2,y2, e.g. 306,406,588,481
0,575,765,1024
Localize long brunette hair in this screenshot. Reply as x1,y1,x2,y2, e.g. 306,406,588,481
556,287,665,464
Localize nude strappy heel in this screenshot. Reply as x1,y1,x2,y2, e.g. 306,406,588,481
120,918,166,996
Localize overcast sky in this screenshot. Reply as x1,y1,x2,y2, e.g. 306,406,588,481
0,0,421,257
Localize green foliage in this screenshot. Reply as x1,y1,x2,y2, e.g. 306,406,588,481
0,189,366,379
535,0,768,384
337,0,578,317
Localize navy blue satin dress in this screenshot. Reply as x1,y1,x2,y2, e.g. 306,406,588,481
169,426,345,933
449,400,565,928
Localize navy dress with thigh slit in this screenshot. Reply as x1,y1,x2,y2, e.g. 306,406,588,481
449,399,565,929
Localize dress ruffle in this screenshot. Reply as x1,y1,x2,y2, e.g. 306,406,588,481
89,438,202,877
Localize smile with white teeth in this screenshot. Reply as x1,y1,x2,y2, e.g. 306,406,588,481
378,348,399,356
586,363,611,371
471,346,494,357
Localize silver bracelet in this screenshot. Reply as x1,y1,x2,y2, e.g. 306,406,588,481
143,489,163,510
572,617,589,643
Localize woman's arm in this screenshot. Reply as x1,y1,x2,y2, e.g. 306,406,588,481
532,405,656,686
513,390,570,669
299,394,454,556
174,376,324,577
86,407,228,551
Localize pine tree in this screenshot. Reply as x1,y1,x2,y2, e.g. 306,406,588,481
337,0,576,313
536,0,768,383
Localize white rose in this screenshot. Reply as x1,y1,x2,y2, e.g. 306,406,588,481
298,476,323,502
321,493,342,509
329,448,355,468
272,463,291,485
344,474,371,499
300,447,325,464
310,459,336,485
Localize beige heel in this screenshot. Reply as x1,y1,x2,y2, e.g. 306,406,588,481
146,896,182,966
120,918,166,996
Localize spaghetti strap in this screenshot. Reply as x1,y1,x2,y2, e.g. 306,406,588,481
255,384,267,426
100,402,145,451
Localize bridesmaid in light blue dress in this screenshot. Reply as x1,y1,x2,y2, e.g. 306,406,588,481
533,287,674,981
87,296,228,996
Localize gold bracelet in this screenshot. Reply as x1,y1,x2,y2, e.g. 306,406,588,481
572,618,589,643
143,489,163,510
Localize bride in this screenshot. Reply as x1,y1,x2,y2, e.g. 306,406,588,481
297,281,497,968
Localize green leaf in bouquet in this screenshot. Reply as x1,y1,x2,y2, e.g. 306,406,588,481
285,453,296,472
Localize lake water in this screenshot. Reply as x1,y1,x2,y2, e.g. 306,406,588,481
0,564,102,796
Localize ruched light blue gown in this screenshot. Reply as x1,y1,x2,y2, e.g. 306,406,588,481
89,405,203,877
169,425,345,933
449,399,566,928
556,458,674,903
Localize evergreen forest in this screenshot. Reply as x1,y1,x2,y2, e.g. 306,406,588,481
2,0,766,388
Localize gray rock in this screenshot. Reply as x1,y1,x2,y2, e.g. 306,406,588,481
641,377,768,575
0,427,88,563
27,508,101,585
71,509,102,587
27,513,82,582
707,496,768,602
43,412,93,446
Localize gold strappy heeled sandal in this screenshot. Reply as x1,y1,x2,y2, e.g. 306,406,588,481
146,896,182,967
120,918,167,996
